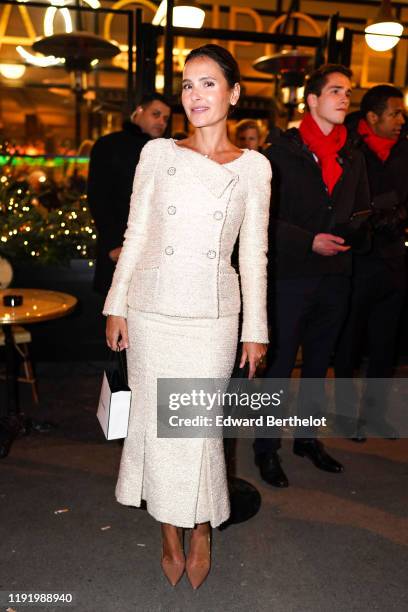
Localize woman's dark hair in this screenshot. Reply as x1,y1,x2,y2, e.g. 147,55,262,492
184,44,241,88
360,84,403,118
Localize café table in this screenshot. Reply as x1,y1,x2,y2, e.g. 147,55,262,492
0,288,77,456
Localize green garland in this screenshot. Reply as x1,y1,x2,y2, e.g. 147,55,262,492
0,167,96,266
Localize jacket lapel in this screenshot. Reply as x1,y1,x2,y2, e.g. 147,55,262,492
174,144,239,199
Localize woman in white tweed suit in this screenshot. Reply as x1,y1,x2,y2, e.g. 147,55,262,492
105,44,271,588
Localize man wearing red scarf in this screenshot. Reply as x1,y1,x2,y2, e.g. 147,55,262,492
335,85,407,440
254,65,371,488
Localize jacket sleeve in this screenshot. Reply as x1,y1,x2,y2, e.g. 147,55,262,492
270,219,314,256
353,152,371,212
102,140,159,317
266,148,314,256
239,152,272,343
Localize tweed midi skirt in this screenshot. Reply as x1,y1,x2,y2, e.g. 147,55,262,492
115,308,239,528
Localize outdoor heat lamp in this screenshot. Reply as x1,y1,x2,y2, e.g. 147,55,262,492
32,32,120,93
253,50,313,107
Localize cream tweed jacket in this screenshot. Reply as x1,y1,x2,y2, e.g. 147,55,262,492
103,138,272,343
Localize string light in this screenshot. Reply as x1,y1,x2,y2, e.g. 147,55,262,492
0,164,97,265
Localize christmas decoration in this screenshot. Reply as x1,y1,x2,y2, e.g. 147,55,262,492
0,163,96,267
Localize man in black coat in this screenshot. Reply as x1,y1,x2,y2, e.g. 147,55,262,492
334,85,407,440
255,64,371,487
87,93,171,295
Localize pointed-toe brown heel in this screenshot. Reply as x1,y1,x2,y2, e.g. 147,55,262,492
161,556,185,587
161,526,185,586
186,525,211,590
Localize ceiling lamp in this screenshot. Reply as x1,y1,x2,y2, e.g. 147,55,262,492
152,0,205,29
0,64,26,80
365,0,403,52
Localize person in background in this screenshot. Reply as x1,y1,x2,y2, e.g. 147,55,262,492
235,119,263,151
334,85,407,440
87,94,171,295
255,64,371,488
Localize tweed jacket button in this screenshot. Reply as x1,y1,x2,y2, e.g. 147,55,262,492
165,246,174,255
207,250,216,259
167,167,176,175
167,205,176,215
213,210,223,221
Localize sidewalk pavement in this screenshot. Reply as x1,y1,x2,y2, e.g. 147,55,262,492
1,362,407,612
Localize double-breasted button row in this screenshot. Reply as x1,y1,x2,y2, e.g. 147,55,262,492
165,246,217,259
166,205,221,220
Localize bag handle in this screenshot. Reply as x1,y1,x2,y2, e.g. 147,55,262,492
108,345,128,386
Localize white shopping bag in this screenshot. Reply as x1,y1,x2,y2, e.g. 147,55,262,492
97,350,131,440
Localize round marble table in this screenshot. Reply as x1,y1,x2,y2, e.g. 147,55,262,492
0,289,77,326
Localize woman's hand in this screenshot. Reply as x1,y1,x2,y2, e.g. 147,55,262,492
108,246,122,262
240,342,268,379
106,315,129,351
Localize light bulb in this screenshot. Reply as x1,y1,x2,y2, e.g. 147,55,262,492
173,6,205,28
152,1,205,29
365,21,403,51
0,64,26,79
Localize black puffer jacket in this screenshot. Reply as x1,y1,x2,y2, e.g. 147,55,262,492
263,128,371,280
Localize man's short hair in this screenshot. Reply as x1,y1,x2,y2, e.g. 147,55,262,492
360,84,403,118
135,93,172,112
304,64,353,110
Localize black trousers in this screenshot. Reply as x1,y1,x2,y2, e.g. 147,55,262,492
334,256,406,421
254,275,350,455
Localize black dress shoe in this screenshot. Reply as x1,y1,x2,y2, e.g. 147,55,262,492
255,452,289,487
351,427,367,443
330,414,363,440
293,439,344,473
365,418,399,440
333,417,367,443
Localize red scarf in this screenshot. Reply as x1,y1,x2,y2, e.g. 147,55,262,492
358,118,397,162
299,113,347,195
